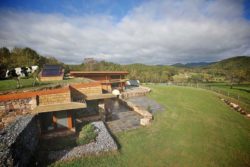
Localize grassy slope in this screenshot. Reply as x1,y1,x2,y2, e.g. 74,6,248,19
203,83,250,102
52,86,250,167
207,56,250,70
0,78,90,92
197,83,250,113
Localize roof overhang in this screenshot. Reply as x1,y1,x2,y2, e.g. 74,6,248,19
85,93,116,100
33,102,86,113
70,71,129,75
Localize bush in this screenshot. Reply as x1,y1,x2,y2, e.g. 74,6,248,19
77,124,98,145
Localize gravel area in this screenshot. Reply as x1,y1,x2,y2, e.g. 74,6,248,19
0,115,39,167
48,121,118,162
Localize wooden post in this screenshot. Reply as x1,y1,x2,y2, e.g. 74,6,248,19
52,113,57,129
67,111,73,129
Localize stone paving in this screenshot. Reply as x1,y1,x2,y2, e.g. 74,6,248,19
127,96,164,113
106,96,164,133
106,99,142,133
106,111,142,133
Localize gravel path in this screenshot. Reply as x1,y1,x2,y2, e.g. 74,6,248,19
48,121,117,162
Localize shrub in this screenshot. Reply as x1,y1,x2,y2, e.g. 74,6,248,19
77,124,98,145
147,105,152,113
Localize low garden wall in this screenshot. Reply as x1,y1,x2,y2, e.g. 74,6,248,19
0,115,40,167
221,98,250,118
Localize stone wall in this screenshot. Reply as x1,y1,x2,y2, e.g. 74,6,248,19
0,115,40,167
76,86,102,95
0,98,36,129
122,86,151,99
40,76,63,82
38,92,71,105
69,87,86,102
101,84,112,93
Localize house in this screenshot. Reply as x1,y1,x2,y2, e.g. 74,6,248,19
40,64,64,81
35,82,116,133
69,71,129,92
0,81,116,134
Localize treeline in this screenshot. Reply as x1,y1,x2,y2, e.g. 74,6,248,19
69,61,178,83
0,47,65,78
1,46,249,84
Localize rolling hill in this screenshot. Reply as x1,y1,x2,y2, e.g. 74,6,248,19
206,56,250,71
172,62,215,67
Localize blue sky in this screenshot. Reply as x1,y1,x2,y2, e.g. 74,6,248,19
0,0,145,21
0,0,250,64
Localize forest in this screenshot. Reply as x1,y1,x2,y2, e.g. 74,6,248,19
1,47,250,84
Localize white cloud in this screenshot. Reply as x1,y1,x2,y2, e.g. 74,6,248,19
0,0,250,64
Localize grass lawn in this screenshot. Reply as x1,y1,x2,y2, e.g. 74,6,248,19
51,86,250,167
0,77,90,92
199,83,250,113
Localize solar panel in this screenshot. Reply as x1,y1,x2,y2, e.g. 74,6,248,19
43,65,62,70
42,65,62,76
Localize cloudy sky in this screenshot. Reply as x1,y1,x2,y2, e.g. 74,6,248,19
0,0,250,64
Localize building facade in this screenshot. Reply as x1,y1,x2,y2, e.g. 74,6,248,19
69,71,129,92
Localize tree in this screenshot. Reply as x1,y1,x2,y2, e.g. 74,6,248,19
189,74,203,83
225,70,246,88
0,47,11,79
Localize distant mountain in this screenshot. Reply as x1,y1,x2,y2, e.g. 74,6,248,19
172,62,215,68
185,62,215,67
171,63,186,67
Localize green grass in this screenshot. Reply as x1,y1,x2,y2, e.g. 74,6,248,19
0,77,90,92
202,83,250,102
51,86,250,167
171,82,250,113
199,83,250,113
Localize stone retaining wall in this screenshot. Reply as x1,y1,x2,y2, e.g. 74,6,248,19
0,115,40,167
121,86,151,99
0,98,36,129
39,92,71,105
76,86,103,95
40,75,64,82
